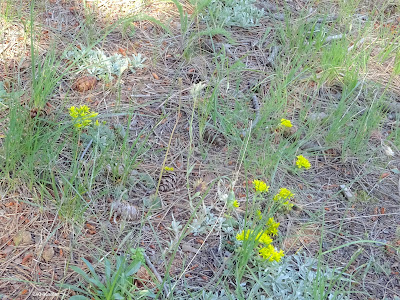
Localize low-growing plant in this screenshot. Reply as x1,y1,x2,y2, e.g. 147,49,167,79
62,248,156,300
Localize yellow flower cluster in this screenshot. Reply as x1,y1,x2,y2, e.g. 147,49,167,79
253,180,269,193
69,105,99,129
236,229,272,245
280,118,293,128
259,244,284,262
296,155,311,169
164,166,174,171
233,200,239,208
273,188,294,201
264,217,280,236
236,217,283,262
273,188,294,210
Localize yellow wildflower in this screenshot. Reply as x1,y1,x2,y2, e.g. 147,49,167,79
236,229,251,241
259,244,284,262
253,180,269,193
256,210,263,220
296,155,311,169
164,166,174,171
236,229,272,245
273,188,294,201
283,200,294,210
69,105,99,129
258,231,273,245
280,118,293,128
265,218,280,236
233,200,239,208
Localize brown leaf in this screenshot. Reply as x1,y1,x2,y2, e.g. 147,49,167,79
21,253,33,265
42,247,55,262
118,48,127,56
135,266,154,288
152,72,159,80
380,173,390,179
72,76,97,92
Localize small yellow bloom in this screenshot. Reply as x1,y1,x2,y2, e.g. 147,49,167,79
280,118,292,128
236,229,272,245
95,120,100,126
69,105,98,129
273,188,294,201
259,244,284,262
253,180,269,193
283,200,294,210
258,231,273,245
233,200,239,208
256,210,263,220
296,155,311,169
236,229,251,241
164,166,174,171
265,218,280,236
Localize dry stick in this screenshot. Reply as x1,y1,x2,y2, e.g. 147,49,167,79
143,252,169,295
266,45,281,67
348,37,365,52
325,34,344,43
79,139,93,160
241,94,261,138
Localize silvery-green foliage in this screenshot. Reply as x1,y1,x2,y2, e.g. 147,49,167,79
82,123,115,150
189,207,225,236
65,48,146,81
197,253,350,300
199,289,233,300
245,253,351,300
203,0,264,28
130,53,146,70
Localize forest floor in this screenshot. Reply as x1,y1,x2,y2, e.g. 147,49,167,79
0,0,399,299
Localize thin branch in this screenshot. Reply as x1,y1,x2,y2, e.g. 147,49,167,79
143,252,169,295
241,94,261,138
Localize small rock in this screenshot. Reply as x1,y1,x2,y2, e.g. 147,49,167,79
182,244,199,253
42,247,55,262
2,245,14,255
308,112,328,122
13,230,32,246
340,185,354,200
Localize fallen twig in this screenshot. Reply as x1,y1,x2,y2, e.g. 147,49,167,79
348,38,365,51
143,252,169,295
79,139,93,160
266,45,280,67
325,34,344,43
241,94,261,138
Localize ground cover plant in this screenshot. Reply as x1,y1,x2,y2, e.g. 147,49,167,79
0,0,399,299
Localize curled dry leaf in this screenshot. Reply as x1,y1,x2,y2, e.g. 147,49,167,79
383,145,395,157
111,201,139,222
282,125,298,138
21,253,33,265
13,230,32,246
152,72,159,80
135,266,155,288
42,246,55,262
72,76,97,92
